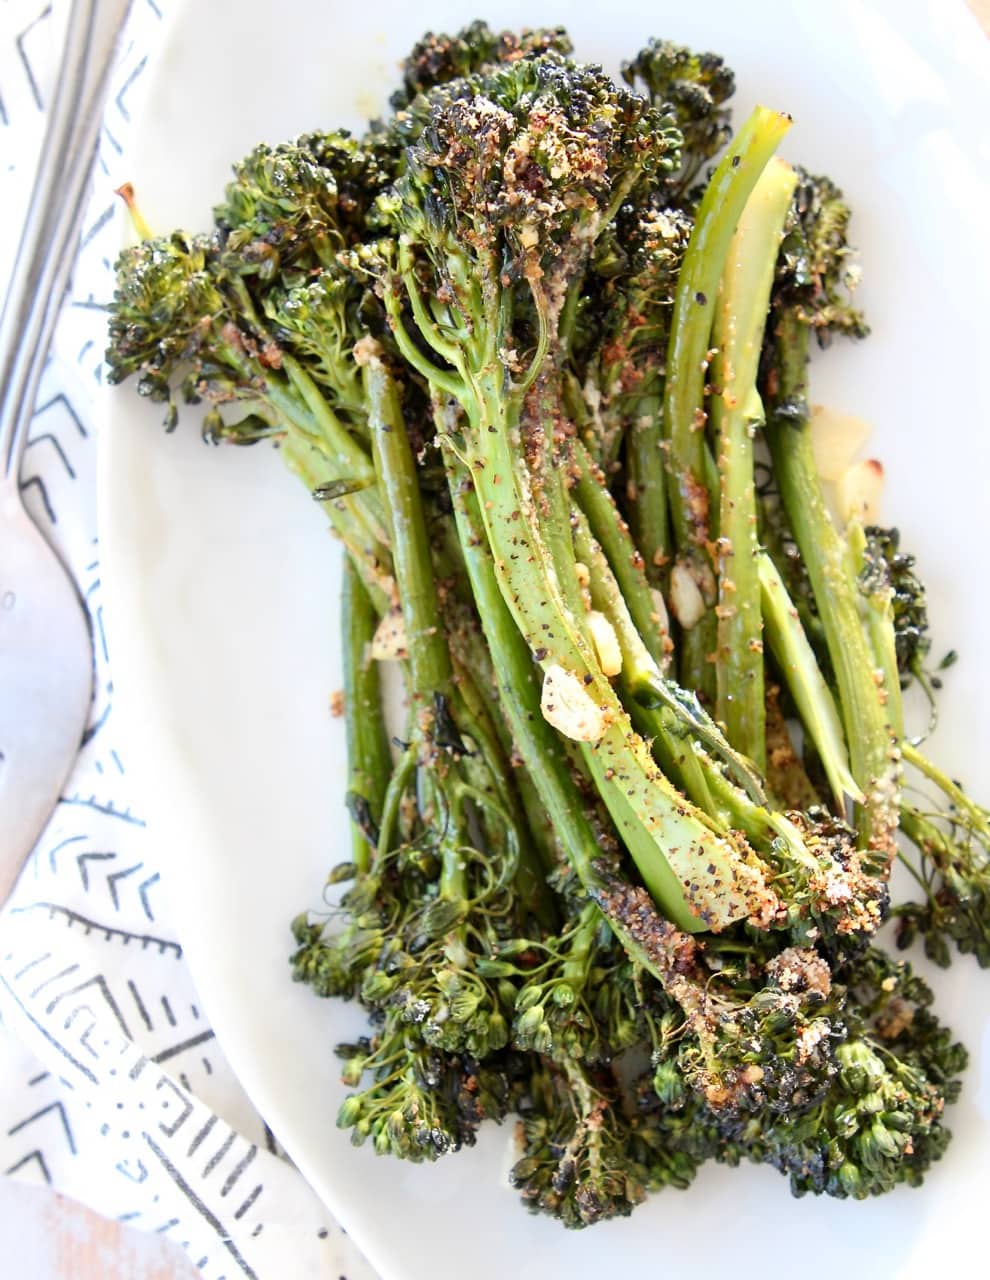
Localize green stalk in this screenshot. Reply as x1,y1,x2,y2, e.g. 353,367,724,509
341,560,392,874
663,105,793,697
361,347,467,909
758,552,861,808
571,515,827,879
278,433,393,613
447,466,609,883
364,351,551,923
711,157,798,768
449,667,556,928
626,389,668,586
362,350,451,700
447,469,732,979
765,314,897,858
568,456,767,817
570,508,717,816
455,368,773,932
572,440,668,666
902,742,990,836
847,520,904,741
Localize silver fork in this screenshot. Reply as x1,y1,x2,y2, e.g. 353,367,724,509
0,0,133,902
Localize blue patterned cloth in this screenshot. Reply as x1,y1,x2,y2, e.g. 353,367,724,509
0,5,376,1276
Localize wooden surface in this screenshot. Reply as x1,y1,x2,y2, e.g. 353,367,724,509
0,2,986,1277
0,1179,197,1279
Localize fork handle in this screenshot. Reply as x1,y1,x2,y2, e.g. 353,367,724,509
0,0,133,485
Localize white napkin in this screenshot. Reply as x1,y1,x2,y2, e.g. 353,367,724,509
0,4,377,1276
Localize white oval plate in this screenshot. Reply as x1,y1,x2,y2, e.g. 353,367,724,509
102,2,990,1276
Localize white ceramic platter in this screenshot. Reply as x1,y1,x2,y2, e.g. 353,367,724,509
102,1,990,1276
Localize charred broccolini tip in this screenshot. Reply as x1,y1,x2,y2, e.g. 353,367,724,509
335,1033,518,1160
105,230,225,427
212,131,396,282
769,166,870,348
862,526,933,685
510,1056,699,1227
649,946,966,1199
390,19,574,110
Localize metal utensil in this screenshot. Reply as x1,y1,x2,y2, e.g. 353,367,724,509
0,0,133,902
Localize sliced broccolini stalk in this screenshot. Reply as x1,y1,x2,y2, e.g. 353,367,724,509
663,106,793,699
711,157,798,769
569,508,881,942
571,445,766,809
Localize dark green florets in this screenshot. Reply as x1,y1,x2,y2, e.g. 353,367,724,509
771,168,870,347
751,949,966,1197
648,947,966,1198
505,905,646,1063
106,231,225,405
621,39,735,196
385,55,682,297
680,945,840,1118
390,20,574,110
510,1060,673,1227
336,1031,517,1160
862,526,931,681
263,267,367,411
214,132,396,285
896,802,990,968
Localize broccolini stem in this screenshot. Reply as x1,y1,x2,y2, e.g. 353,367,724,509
559,903,599,991
219,333,388,556
700,761,819,872
758,552,861,809
711,157,797,769
277,353,379,496
765,314,897,860
277,433,393,612
447,465,609,883
341,560,392,875
359,346,458,908
902,742,990,836
625,392,668,588
447,468,723,979
447,669,556,928
454,366,773,931
893,812,939,897
663,105,792,698
361,345,451,700
572,441,668,665
847,520,904,740
569,506,717,816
